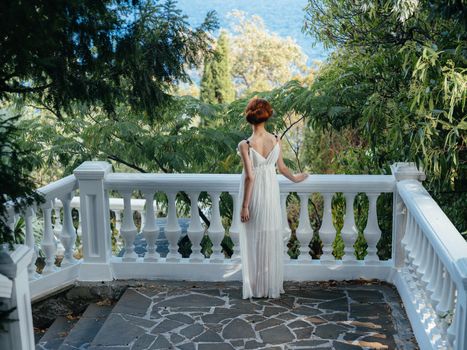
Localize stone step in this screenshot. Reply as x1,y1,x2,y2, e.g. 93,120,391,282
89,288,154,349
36,316,78,350
57,302,113,350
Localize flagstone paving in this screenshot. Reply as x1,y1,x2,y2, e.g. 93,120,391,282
87,280,418,350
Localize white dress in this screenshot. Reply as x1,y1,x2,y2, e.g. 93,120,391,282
237,139,285,299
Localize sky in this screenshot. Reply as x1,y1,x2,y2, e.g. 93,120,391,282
176,0,330,65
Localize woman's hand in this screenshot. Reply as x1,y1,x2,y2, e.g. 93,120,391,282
241,207,250,222
293,173,309,183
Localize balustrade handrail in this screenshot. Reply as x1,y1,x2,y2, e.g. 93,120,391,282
397,179,467,287
105,173,395,193
53,196,147,211
37,174,78,202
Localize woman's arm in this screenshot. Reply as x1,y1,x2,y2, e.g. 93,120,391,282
276,139,308,183
238,140,255,222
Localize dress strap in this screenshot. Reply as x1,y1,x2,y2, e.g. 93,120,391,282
245,138,251,147
274,134,279,144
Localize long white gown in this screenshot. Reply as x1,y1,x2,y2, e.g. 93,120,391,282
237,140,285,299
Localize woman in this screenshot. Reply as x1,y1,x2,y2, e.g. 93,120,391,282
237,97,308,299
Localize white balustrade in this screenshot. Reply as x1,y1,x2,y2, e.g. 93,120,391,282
392,162,467,350
24,207,39,280
3,160,464,350
363,193,381,263
53,205,62,235
114,209,122,234
40,200,57,274
58,192,77,266
319,193,336,262
341,193,357,263
280,193,291,260
187,191,204,262
165,192,181,262
76,208,82,236
120,190,138,262
207,192,225,263
296,193,312,262
142,190,159,262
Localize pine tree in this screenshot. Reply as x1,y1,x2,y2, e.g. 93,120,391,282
200,60,217,103
200,31,235,104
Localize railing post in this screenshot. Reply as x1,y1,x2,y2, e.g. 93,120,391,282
390,162,426,267
0,245,35,350
452,280,467,350
73,161,113,281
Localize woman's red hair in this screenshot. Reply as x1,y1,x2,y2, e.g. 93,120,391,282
244,98,273,124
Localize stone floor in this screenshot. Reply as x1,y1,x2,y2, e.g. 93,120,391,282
83,279,418,350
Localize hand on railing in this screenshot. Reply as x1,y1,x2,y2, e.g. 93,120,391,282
292,173,309,183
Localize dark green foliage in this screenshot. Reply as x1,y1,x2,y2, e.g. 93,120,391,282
1,0,220,249
301,0,466,191
0,115,44,248
200,31,235,104
0,0,218,120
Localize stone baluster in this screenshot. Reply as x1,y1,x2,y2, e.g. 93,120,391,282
401,212,413,250
447,293,460,348
412,233,426,274
53,204,62,235
404,217,418,273
53,200,64,256
165,192,181,262
229,192,241,261
113,209,122,235
436,275,456,322
24,207,39,280
408,224,421,267
120,190,138,261
341,193,357,263
140,209,146,233
280,193,291,260
416,236,430,279
187,192,204,262
363,193,381,263
296,193,312,262
40,199,58,274
142,191,159,262
431,263,446,308
421,244,436,287
76,208,82,237
319,193,336,262
58,192,77,266
426,257,441,298
208,192,225,263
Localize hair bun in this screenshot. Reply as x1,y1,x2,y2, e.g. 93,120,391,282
244,98,273,124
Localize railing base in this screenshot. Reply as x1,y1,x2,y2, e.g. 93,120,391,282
109,257,393,282
30,263,80,302
390,268,447,350
78,262,113,282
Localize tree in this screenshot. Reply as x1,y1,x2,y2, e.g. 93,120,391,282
0,0,218,120
301,0,466,191
200,31,235,104
228,11,310,95
0,0,219,245
0,113,43,248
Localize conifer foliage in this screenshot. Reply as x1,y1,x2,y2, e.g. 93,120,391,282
200,31,235,104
